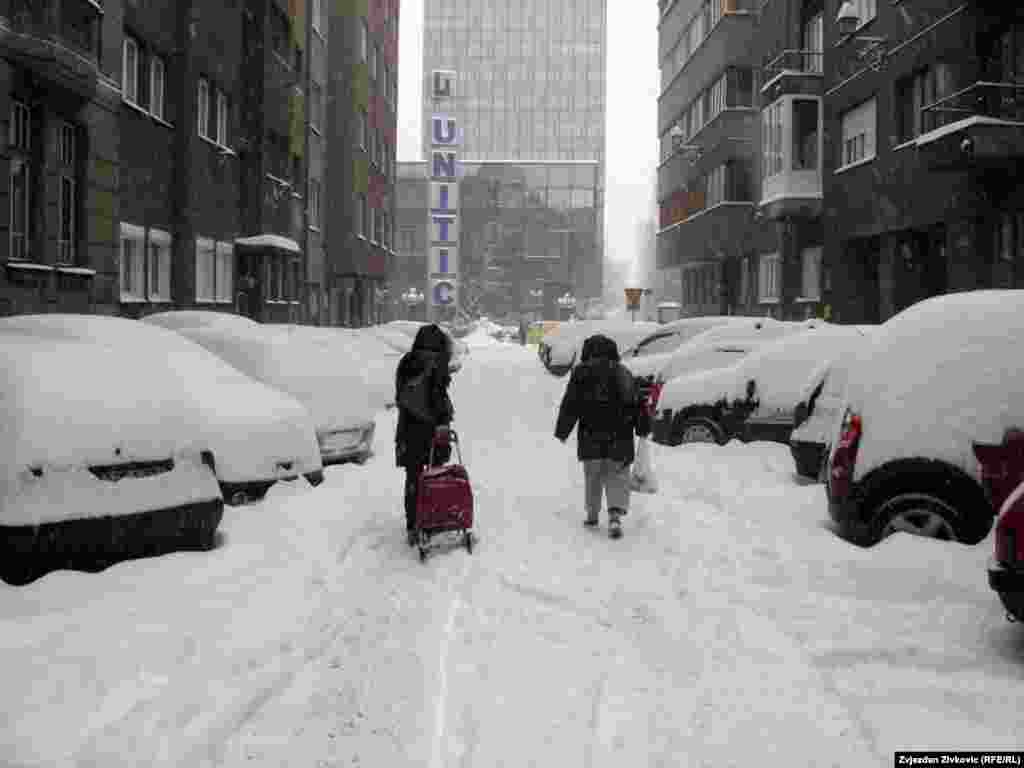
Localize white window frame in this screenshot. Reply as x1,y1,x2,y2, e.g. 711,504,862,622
838,97,876,170
120,223,146,302
215,89,229,146
799,246,822,301
197,77,210,139
123,37,140,106
309,178,321,230
195,236,216,301
150,55,166,120
215,241,234,303
9,102,31,261
147,228,172,302
360,19,368,62
758,251,781,303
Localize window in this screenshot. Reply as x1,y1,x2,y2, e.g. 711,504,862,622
896,63,954,143
271,6,290,61
739,256,751,305
145,229,172,301
360,19,368,62
792,99,820,170
355,194,366,237
839,98,876,169
197,78,210,138
9,101,32,261
195,237,216,301
706,165,726,207
309,178,321,229
310,81,322,133
800,246,822,300
57,123,78,264
150,55,166,119
802,12,823,73
215,242,234,303
763,100,784,177
123,38,140,105
759,252,781,302
120,223,146,301
216,89,229,146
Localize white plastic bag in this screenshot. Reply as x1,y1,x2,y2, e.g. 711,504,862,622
629,437,658,494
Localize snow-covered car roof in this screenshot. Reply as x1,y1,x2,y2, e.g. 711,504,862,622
142,310,259,332
540,319,660,367
160,322,390,433
3,315,321,484
620,316,740,358
656,324,864,414
839,290,1024,481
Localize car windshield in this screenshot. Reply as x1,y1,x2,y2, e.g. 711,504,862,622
661,346,749,382
634,332,684,357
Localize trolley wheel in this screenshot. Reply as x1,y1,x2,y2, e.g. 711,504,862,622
464,530,473,553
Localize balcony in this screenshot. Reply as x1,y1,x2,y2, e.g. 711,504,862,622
759,95,823,221
0,0,103,99
917,81,1024,172
761,50,824,102
657,201,755,270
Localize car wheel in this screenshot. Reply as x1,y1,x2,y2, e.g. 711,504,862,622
675,417,724,446
876,493,959,542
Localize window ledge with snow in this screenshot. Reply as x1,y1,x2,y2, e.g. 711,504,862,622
795,296,820,303
759,297,781,305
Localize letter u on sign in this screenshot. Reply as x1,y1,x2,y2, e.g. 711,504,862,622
432,116,458,146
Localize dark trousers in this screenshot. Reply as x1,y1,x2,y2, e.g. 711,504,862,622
404,465,421,531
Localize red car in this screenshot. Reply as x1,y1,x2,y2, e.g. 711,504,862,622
973,429,1024,623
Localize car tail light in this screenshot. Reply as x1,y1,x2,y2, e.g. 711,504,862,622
973,429,1024,511
647,381,664,416
829,409,862,501
995,484,1024,565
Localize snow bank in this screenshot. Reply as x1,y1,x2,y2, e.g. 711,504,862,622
143,310,259,332
843,290,1024,481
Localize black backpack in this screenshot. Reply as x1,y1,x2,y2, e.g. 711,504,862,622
580,360,634,439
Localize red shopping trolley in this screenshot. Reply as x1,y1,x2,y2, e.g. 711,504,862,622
414,426,475,561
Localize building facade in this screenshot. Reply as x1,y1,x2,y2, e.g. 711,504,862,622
657,0,1024,324
2,0,340,325
416,0,607,319
1,0,121,316
326,0,398,327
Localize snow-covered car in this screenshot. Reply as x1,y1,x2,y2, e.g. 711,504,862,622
0,330,224,585
138,309,259,332
538,319,659,376
651,324,856,447
146,317,388,467
620,316,740,360
624,317,810,383
826,291,1024,547
973,430,1024,622
3,315,323,507
790,328,878,481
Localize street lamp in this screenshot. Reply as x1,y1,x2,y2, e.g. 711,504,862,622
401,287,424,319
835,0,889,71
557,292,576,319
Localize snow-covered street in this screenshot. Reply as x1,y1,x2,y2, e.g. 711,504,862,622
3,339,1023,767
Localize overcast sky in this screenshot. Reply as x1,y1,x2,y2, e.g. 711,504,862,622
396,0,660,291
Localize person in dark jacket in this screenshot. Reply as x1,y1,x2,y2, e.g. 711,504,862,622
395,324,455,544
554,333,651,538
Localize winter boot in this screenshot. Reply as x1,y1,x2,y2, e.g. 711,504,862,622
583,516,599,529
608,508,624,539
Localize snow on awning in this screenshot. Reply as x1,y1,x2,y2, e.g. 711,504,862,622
915,115,1024,148
56,266,97,276
5,261,54,272
234,235,301,253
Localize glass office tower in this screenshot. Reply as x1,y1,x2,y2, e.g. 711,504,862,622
421,0,607,318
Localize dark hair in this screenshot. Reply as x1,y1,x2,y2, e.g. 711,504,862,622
580,333,619,363
412,323,452,368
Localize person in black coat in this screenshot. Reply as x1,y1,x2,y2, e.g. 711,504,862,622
554,333,651,538
395,324,455,543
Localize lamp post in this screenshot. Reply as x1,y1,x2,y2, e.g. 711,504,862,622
556,292,576,320
401,287,424,320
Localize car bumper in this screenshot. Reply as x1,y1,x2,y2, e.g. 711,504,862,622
989,558,1024,593
791,440,827,481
